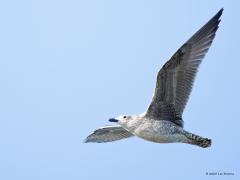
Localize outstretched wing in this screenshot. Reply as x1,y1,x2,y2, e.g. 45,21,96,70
146,9,223,127
84,125,133,143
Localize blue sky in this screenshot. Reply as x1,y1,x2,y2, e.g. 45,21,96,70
0,0,239,179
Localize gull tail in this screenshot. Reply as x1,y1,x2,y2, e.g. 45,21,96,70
185,132,212,148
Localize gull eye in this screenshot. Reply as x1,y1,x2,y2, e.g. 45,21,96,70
123,116,127,119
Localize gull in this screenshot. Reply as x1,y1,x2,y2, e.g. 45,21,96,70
85,9,223,148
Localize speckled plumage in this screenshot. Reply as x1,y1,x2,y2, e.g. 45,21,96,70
85,9,222,148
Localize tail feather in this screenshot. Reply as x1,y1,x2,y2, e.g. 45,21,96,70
186,133,212,148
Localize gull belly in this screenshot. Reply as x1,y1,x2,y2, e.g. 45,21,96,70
133,120,188,143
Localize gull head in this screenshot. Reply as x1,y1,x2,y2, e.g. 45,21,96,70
109,115,141,130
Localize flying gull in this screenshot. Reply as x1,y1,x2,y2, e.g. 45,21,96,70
85,9,223,148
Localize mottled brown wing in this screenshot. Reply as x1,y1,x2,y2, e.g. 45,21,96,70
146,9,223,127
84,125,133,143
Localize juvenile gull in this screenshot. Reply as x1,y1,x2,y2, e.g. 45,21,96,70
85,9,223,148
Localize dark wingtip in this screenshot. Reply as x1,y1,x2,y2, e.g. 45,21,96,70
216,8,223,20
218,8,223,18
212,8,223,22
219,8,224,13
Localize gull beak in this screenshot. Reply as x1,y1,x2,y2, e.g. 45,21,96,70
109,118,118,123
